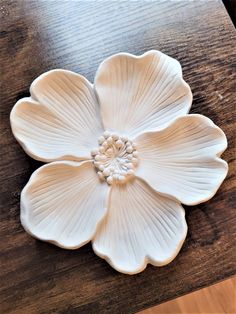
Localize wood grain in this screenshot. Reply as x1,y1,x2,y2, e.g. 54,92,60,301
0,1,236,313
140,277,236,314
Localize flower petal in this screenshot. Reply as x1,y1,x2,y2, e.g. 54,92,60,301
21,161,109,249
135,114,228,206
93,178,187,274
94,50,192,138
10,70,104,162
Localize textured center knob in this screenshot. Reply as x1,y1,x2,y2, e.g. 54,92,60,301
91,131,139,185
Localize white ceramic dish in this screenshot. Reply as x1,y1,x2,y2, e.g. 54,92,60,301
10,50,228,274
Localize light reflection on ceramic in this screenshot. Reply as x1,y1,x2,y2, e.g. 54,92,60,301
10,51,228,274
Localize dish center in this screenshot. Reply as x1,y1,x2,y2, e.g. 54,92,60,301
91,131,139,185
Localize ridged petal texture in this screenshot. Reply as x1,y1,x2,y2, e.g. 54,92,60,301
94,50,192,138
93,178,187,274
10,70,103,162
9,51,229,274
135,114,228,205
21,161,109,248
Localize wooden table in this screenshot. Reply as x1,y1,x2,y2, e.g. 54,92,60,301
1,1,235,313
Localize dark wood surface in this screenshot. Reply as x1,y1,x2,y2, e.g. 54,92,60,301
1,1,236,313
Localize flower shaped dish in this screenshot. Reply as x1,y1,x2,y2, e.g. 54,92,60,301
10,50,228,274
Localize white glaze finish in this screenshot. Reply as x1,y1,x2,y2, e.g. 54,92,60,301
135,114,228,206
91,130,138,184
93,178,187,274
10,70,103,162
95,50,192,138
10,50,228,274
21,161,109,249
